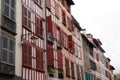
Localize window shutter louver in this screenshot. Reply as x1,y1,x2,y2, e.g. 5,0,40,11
47,16,53,33
68,35,74,53
47,46,54,66
57,50,63,69
53,23,57,39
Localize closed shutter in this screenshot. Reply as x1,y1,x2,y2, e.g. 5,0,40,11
22,43,32,67
68,35,74,53
57,50,63,69
65,59,70,77
47,16,52,33
36,49,44,72
47,46,54,66
52,23,57,39
60,29,64,44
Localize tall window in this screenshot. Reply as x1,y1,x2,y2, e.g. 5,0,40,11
35,16,43,37
3,0,16,21
63,33,67,48
22,6,31,30
2,33,15,65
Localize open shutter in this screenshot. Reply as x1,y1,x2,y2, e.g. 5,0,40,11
47,16,52,33
55,2,59,18
68,35,74,53
52,23,57,39
47,46,54,67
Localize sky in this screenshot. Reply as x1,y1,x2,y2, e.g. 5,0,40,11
71,0,120,73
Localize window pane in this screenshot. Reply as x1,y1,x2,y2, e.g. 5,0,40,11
5,0,9,4
11,9,15,20
2,49,8,62
4,5,9,17
28,10,31,19
9,39,14,51
3,36,8,48
9,52,14,64
11,0,15,8
24,7,27,16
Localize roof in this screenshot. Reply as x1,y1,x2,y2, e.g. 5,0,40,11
72,16,82,30
67,0,75,5
81,34,96,48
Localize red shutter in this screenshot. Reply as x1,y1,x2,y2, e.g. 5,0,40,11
68,35,74,53
22,44,27,66
55,2,59,18
27,46,32,67
68,35,72,49
46,0,51,9
36,49,44,72
60,29,64,43
52,23,57,39
47,16,53,33
47,46,54,66
57,50,63,69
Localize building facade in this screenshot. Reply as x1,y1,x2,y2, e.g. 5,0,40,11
0,0,115,80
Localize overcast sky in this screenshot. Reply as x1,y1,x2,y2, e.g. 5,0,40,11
71,0,120,73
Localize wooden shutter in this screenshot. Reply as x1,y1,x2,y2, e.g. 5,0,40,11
22,44,27,66
47,46,54,66
46,0,51,9
60,29,64,44
65,59,70,77
62,11,66,26
57,50,63,69
55,2,59,18
47,16,52,33
27,46,32,67
52,23,57,39
71,62,75,79
36,49,44,72
68,35,74,53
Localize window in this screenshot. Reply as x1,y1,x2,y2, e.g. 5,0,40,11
46,0,51,9
76,65,82,80
22,6,31,30
3,0,16,21
22,43,32,67
57,28,60,41
35,16,43,37
68,35,74,53
90,60,96,71
34,0,42,7
63,33,67,48
1,34,15,65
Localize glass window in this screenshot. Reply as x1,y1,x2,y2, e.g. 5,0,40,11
4,0,16,21
1,33,15,65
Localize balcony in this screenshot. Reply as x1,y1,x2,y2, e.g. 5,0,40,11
1,16,16,35
47,33,54,44
0,62,15,75
57,40,63,49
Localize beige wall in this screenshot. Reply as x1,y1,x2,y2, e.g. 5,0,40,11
15,0,22,77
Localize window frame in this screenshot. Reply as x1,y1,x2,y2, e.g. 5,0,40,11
3,0,16,21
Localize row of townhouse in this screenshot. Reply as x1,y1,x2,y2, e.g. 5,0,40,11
0,0,115,80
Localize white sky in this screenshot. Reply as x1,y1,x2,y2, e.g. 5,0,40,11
71,0,120,73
